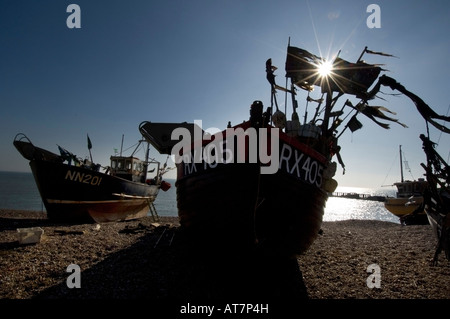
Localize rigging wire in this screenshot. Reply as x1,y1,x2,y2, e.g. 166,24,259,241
401,150,415,180
121,141,140,154
436,104,450,164
381,151,398,187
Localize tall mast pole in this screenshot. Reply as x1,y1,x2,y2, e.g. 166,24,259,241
399,145,404,183
322,90,333,136
120,134,124,157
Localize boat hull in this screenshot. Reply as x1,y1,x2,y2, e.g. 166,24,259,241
176,124,331,257
384,196,428,224
384,197,423,216
29,160,159,223
425,200,450,262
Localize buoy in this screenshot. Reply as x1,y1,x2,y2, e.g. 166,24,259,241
161,180,171,191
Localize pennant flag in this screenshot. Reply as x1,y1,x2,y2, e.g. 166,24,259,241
369,75,450,133
365,48,398,58
285,46,322,91
360,105,408,128
87,134,92,150
325,57,381,96
285,46,382,96
87,134,94,163
266,58,294,94
58,145,79,165
347,115,363,132
266,58,277,87
345,100,407,129
58,145,71,159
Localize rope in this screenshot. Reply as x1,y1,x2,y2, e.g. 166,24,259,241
437,103,450,145
380,151,398,187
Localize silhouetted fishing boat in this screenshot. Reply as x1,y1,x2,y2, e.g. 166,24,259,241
140,43,450,257
13,133,171,223
419,134,449,264
141,117,336,256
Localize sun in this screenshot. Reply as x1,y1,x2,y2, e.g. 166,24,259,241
317,60,333,77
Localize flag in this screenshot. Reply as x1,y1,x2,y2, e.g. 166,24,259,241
347,115,363,132
285,46,382,96
87,134,94,163
370,75,450,133
58,145,71,159
345,100,407,129
87,134,92,150
365,48,397,58
285,46,322,91
266,58,295,94
58,145,79,165
324,57,381,96
266,58,276,86
359,104,408,128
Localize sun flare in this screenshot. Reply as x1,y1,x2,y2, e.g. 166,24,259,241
317,60,333,77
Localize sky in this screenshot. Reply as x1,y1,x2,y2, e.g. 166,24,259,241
1,0,449,188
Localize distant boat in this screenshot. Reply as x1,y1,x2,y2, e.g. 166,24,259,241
13,133,171,223
384,145,428,225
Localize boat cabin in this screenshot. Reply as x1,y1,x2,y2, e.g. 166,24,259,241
394,178,428,198
110,156,157,183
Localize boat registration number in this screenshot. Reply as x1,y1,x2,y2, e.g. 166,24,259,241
65,170,103,186
181,142,324,187
278,143,324,187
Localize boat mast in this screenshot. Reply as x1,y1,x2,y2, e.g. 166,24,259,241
399,145,404,182
120,134,124,157
143,141,150,182
322,90,333,136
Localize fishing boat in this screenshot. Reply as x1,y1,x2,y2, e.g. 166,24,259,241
419,134,450,264
13,133,171,223
384,145,428,225
140,43,450,257
141,116,336,257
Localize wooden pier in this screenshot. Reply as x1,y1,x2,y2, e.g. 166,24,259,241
330,192,386,202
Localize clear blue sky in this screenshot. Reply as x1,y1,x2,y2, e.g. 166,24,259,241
1,0,449,188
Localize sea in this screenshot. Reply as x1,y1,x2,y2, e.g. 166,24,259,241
0,171,400,224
